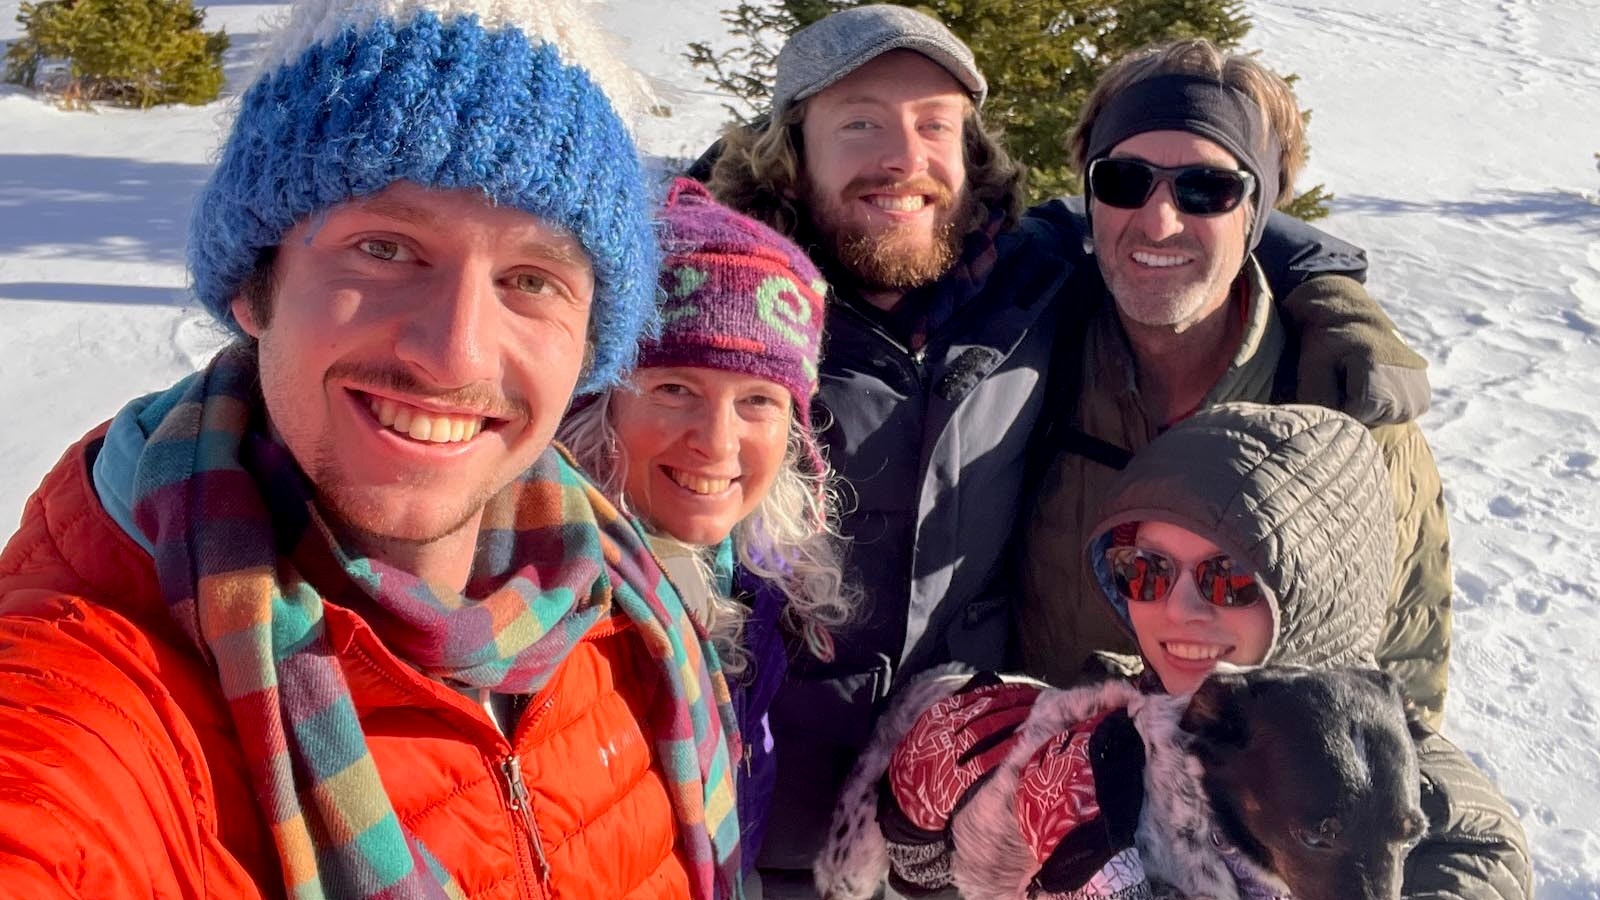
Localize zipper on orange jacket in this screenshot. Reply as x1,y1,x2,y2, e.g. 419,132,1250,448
499,754,553,893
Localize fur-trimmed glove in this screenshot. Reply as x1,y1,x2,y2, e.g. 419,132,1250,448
1021,709,1150,899
881,673,1044,894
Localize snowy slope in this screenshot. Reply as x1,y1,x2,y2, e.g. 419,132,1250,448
1247,4,1600,892
1,0,1596,894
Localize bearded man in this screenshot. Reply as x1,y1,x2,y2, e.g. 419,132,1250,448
705,10,1044,892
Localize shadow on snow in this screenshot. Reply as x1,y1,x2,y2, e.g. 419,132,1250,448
1333,190,1598,228
221,31,272,97
0,153,212,266
0,282,191,307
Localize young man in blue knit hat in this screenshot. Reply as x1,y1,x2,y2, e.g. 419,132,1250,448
0,2,744,898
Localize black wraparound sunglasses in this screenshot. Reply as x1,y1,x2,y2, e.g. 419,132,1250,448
1087,157,1256,217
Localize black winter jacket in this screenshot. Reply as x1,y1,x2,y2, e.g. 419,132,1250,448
760,216,1075,869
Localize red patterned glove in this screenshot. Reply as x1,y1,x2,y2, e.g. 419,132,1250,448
880,673,1044,894
1021,709,1148,897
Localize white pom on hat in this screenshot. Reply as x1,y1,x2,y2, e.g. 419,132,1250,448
255,0,650,123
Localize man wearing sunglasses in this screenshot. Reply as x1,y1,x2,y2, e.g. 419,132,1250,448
1020,40,1453,735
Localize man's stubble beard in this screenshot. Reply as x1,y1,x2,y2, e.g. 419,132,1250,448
1105,269,1217,332
803,175,976,293
1101,236,1234,334
311,454,494,550
296,359,526,552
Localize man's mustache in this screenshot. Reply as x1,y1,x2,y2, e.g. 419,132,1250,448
326,361,528,421
1120,234,1205,255
843,176,956,207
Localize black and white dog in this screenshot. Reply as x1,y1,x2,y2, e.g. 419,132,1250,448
815,665,1426,900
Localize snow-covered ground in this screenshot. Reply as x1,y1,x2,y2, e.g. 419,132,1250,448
2,0,1596,894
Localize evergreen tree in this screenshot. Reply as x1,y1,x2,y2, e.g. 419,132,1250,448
687,0,1329,217
686,0,847,124
5,0,229,109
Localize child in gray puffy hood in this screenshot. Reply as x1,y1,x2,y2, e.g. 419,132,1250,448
1085,402,1530,898
1085,402,1395,693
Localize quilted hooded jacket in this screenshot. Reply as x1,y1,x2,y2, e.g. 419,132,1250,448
1084,403,1531,900
0,426,699,899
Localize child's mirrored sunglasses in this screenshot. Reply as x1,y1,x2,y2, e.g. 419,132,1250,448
1104,545,1264,609
1087,158,1257,217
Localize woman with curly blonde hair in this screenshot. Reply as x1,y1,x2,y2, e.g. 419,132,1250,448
560,178,853,871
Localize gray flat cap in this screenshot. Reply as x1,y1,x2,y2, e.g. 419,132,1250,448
772,4,987,119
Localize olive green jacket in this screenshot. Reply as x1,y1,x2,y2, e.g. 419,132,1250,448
1020,264,1453,725
1082,403,1529,900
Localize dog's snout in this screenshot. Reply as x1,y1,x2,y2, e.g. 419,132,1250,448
1365,856,1406,900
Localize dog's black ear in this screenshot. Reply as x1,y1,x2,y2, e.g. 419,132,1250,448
1349,666,1401,695
1179,672,1251,750
1350,667,1431,739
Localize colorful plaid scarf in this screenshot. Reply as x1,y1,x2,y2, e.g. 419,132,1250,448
129,346,743,899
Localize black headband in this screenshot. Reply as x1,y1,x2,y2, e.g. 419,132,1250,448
1085,73,1282,251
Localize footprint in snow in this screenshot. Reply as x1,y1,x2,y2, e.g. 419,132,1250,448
1514,589,1549,615
1560,309,1598,337
1488,495,1527,518
1555,451,1599,482
1454,569,1490,607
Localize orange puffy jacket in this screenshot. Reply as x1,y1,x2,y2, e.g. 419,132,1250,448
0,426,696,899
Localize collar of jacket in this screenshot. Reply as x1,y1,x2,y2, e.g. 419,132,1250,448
898,204,1008,350
1086,255,1286,434
922,225,1077,416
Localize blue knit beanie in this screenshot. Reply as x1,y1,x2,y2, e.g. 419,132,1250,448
188,0,658,392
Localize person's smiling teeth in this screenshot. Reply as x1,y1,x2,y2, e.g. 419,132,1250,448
869,195,926,212
1132,250,1191,268
1165,641,1227,661
666,467,733,495
369,396,484,444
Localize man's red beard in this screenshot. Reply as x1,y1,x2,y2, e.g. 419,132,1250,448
803,174,972,292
